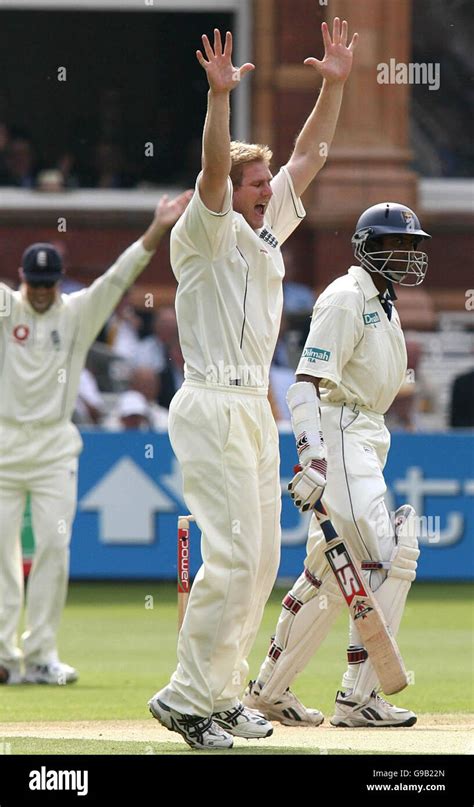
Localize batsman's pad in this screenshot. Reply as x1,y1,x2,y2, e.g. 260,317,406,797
345,504,419,702
259,568,343,702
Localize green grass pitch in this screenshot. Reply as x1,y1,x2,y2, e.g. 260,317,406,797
1,581,472,755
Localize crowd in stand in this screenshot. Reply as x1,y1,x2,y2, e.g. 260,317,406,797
1,252,472,431
0,114,199,191
74,290,310,431
70,272,474,433
1,94,471,428
75,301,184,431
0,121,147,190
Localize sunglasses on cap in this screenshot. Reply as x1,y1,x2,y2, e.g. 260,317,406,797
26,278,58,289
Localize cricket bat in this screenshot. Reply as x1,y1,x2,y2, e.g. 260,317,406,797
312,497,409,694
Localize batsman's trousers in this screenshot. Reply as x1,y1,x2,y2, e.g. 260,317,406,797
159,380,281,716
0,420,81,667
306,402,394,580
256,401,400,699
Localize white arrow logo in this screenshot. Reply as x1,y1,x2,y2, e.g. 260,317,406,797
80,457,175,544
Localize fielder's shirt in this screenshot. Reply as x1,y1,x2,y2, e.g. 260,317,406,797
171,167,305,389
0,240,153,426
296,265,407,414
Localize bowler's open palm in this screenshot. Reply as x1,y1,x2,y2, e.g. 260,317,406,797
196,29,254,93
304,18,358,84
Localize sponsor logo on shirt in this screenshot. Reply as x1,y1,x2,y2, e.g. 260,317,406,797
302,346,331,362
13,324,30,342
363,311,381,325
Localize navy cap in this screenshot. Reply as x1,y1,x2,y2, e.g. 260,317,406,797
22,243,63,283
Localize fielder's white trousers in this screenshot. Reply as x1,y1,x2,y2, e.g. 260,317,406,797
0,420,81,667
158,381,281,716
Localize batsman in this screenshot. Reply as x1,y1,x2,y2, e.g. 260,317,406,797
244,202,430,727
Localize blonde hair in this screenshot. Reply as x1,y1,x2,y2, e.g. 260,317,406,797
230,141,273,187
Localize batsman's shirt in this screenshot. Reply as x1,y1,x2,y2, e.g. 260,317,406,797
0,240,153,427
170,167,305,388
296,265,407,414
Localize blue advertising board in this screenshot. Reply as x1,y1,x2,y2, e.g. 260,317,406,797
70,432,473,581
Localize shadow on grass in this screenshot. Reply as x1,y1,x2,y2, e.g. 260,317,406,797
67,581,473,607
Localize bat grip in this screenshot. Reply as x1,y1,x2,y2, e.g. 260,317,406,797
293,464,337,541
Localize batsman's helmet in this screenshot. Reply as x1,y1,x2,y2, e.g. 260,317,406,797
351,202,431,286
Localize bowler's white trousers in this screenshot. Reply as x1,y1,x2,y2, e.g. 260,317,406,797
0,420,81,667
158,381,282,716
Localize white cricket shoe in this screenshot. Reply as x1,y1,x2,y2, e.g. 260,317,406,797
242,680,324,727
0,664,24,685
330,690,417,728
212,703,273,738
24,660,78,685
148,696,234,750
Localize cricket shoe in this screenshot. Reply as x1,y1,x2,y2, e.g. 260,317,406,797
148,696,234,750
24,660,78,685
242,680,324,727
212,703,273,739
0,664,23,685
330,690,417,728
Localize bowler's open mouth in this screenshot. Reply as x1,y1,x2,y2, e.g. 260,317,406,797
255,204,265,215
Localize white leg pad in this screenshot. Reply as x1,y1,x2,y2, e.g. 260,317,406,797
258,568,344,702
344,505,420,701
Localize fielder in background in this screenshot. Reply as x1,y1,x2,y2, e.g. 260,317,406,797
0,190,191,686
149,18,358,749
243,203,431,727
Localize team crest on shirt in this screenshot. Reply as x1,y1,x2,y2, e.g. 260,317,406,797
259,228,279,249
12,324,30,343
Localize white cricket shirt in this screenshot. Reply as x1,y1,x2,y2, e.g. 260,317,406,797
296,265,407,414
0,240,153,425
170,167,305,389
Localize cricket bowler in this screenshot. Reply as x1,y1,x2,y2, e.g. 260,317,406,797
149,18,358,749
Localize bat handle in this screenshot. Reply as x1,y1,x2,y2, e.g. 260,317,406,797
313,499,327,517
293,464,337,540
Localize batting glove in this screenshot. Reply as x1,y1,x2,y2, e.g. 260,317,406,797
288,459,327,513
